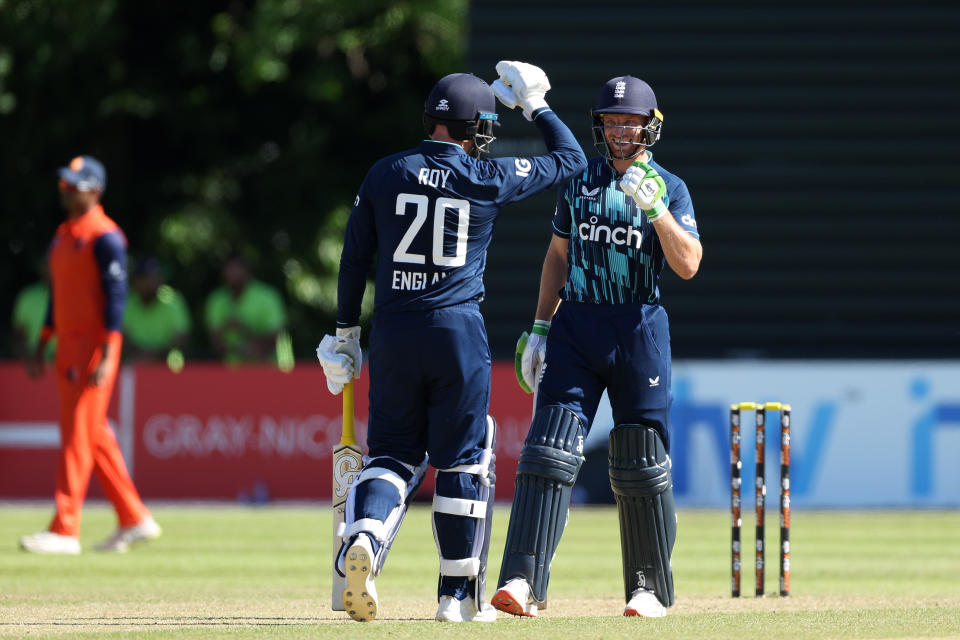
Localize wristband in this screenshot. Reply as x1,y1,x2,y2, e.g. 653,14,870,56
532,320,551,336
336,326,361,341
645,199,668,222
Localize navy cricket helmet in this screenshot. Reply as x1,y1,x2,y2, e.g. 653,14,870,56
424,73,498,157
591,76,664,161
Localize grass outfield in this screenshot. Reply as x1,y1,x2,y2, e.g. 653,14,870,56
1,504,958,639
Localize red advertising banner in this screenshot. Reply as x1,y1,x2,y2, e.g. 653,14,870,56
0,363,119,498
132,363,361,500
0,361,533,501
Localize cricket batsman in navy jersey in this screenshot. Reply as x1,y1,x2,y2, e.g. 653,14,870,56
316,61,587,623
492,76,702,619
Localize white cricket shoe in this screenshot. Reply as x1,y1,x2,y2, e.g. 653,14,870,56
624,588,667,617
94,516,162,553
19,531,81,555
343,535,378,622
491,577,538,617
435,595,498,622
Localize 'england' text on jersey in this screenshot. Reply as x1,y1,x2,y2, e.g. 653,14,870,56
392,270,448,290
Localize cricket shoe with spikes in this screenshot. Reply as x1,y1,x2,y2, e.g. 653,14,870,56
435,595,498,622
491,577,538,617
624,588,667,617
343,535,378,622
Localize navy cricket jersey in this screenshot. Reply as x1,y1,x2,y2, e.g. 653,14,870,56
552,154,699,305
337,109,587,326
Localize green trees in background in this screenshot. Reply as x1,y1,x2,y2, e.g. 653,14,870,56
0,0,467,360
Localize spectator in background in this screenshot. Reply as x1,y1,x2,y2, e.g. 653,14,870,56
123,256,191,370
204,255,287,365
19,155,161,555
11,259,56,371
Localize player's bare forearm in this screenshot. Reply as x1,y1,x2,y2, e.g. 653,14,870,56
653,214,702,279
534,236,569,322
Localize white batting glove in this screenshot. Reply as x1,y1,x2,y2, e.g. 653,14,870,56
515,320,549,393
316,326,362,395
493,60,550,121
491,80,520,110
619,162,668,222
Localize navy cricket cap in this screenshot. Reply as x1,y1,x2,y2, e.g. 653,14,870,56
58,155,107,192
424,73,497,122
593,76,658,116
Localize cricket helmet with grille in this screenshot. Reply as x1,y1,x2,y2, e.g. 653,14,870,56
423,73,498,157
591,76,663,161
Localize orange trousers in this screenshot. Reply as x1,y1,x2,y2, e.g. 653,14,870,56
49,335,149,537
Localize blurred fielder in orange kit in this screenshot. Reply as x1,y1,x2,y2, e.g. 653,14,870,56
19,155,161,555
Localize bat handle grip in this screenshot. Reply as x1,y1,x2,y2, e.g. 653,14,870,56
341,380,356,444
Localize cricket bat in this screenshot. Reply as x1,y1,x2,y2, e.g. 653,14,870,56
332,380,363,611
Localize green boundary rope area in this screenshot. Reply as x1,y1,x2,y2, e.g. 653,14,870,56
1,505,958,639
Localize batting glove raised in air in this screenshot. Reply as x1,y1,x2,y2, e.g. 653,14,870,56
492,60,551,121
514,320,549,394
316,326,362,395
619,161,668,222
